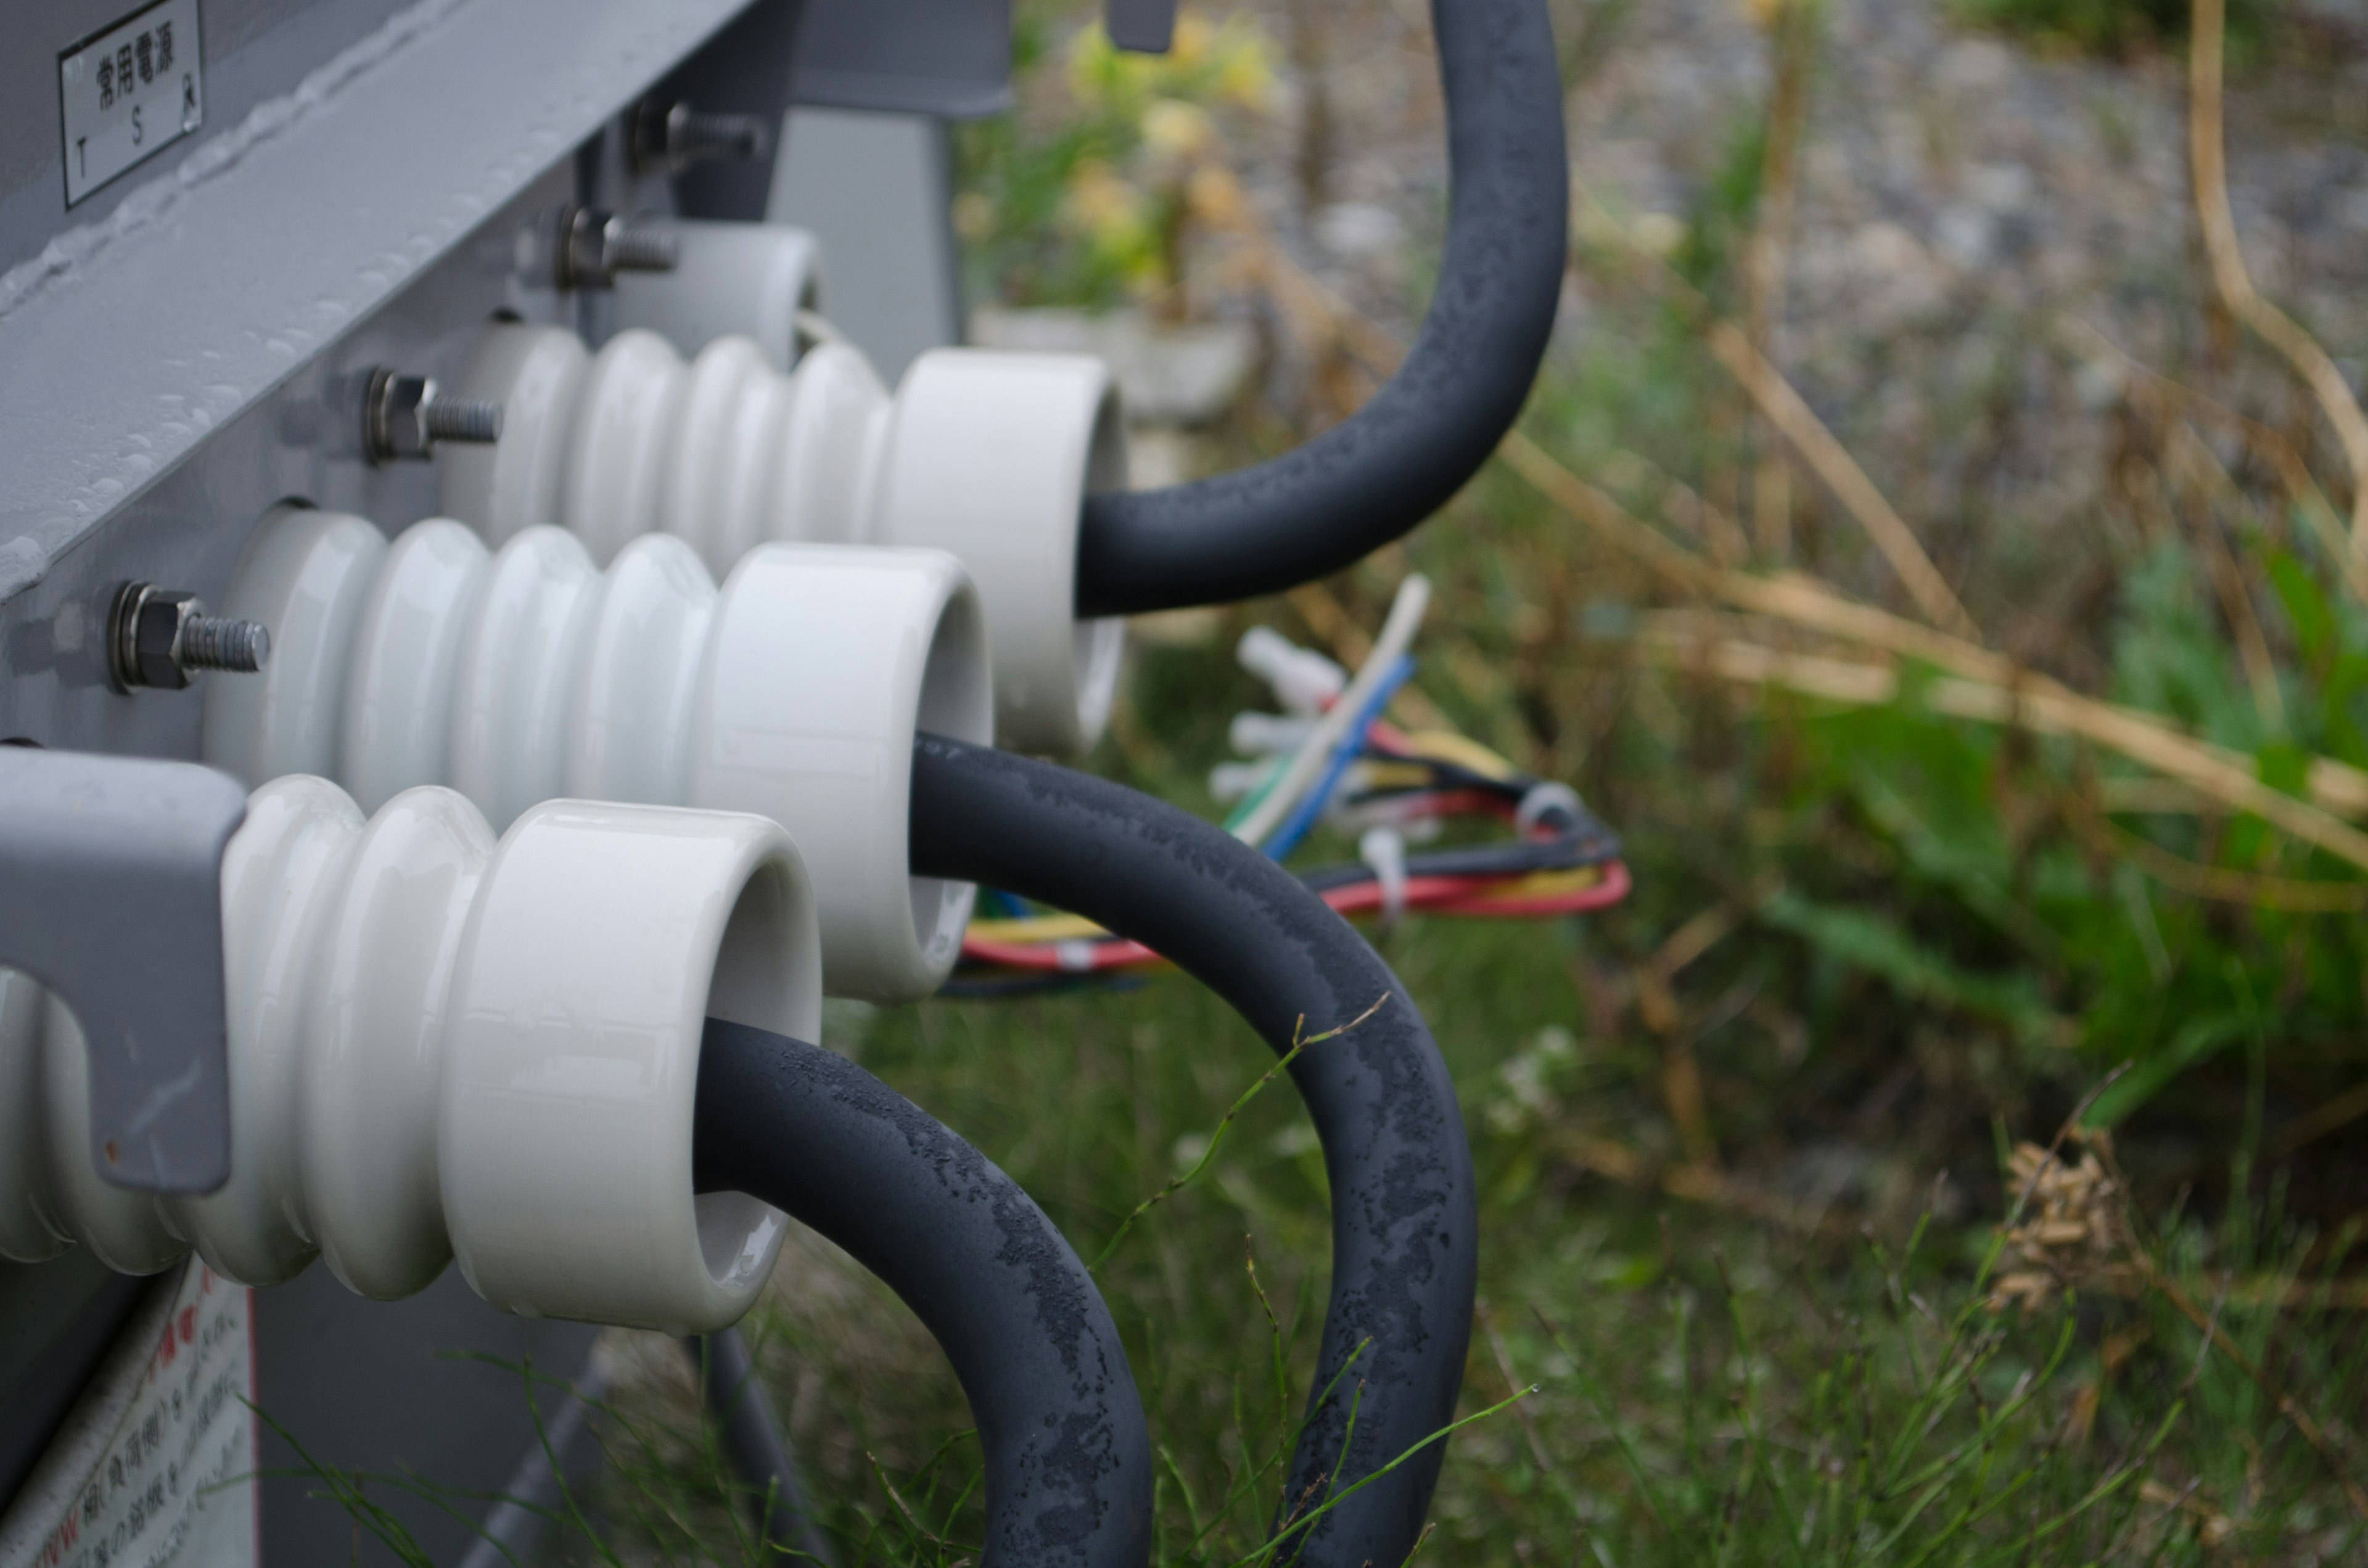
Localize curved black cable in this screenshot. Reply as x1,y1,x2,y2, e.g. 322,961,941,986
1072,0,1568,616
682,1329,836,1566
693,1019,1153,1568
908,734,1477,1568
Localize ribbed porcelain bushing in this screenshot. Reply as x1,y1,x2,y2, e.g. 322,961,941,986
205,504,992,1003
438,320,1124,757
878,349,1127,756
0,775,819,1336
610,219,821,373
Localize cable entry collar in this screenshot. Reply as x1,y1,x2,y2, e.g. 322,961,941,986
906,734,1478,1568
1072,0,1569,615
693,1019,1154,1568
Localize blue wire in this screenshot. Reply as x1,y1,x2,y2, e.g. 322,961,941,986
1260,655,1415,861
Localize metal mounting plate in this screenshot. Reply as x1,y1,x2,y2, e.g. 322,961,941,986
0,745,245,1194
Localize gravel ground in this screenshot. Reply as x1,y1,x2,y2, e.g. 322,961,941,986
1205,0,2368,646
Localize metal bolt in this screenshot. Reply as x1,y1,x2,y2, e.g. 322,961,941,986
363,367,504,464
108,583,271,693
630,99,770,176
554,206,681,291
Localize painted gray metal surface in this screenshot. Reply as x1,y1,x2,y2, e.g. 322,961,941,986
785,0,1012,118
0,746,245,1193
0,0,758,616
1105,0,1178,53
0,163,575,760
254,1268,601,1567
0,0,414,276
769,107,962,383
1,0,791,1537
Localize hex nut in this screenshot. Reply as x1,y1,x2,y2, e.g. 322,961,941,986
366,369,434,462
133,589,200,691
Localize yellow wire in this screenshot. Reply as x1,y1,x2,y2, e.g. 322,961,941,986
967,912,1112,943
1400,730,1521,781
968,865,1610,947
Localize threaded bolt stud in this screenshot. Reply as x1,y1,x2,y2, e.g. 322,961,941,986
672,110,768,163
602,219,681,274
554,207,680,290
364,367,504,462
630,99,770,174
108,582,272,692
421,396,504,445
178,615,270,674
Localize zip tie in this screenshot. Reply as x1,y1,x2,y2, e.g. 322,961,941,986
1230,711,1317,756
1209,760,1273,803
1514,781,1585,835
1236,626,1347,716
1359,826,1410,927
1232,574,1431,848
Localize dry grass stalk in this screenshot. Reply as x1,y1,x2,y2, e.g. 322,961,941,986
2136,1479,2238,1550
2064,317,2368,602
1568,173,1978,638
2271,1079,2368,1155
2063,792,2368,914
1740,0,1816,560
1705,321,1980,639
2190,0,2368,549
1499,429,2368,842
1621,618,2368,875
2164,423,2288,734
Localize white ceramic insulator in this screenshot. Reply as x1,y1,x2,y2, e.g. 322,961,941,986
440,321,1124,757
0,776,820,1336
610,219,822,373
875,350,1128,757
205,504,992,1003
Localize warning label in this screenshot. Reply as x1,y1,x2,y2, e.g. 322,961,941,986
0,1261,257,1568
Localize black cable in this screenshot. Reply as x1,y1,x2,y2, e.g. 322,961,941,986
908,734,1476,1568
693,1019,1153,1568
682,1328,836,1566
1072,0,1568,616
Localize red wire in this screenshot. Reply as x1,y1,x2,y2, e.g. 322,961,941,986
960,860,1632,974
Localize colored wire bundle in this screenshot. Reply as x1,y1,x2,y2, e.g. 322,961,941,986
953,585,1629,987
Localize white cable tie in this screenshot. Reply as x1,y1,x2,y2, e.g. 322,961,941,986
1359,826,1410,928
1331,795,1445,841
1231,574,1433,848
1209,760,1272,803
793,308,848,348
1237,625,1347,716
1514,781,1585,835
1230,711,1318,756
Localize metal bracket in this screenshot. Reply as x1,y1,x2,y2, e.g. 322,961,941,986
0,746,245,1195
1106,0,1177,53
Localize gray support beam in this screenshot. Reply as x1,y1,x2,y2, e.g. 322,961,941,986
768,107,962,383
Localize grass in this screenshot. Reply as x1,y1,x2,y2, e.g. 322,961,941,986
294,1,2368,1561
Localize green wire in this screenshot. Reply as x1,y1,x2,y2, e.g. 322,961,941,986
1221,753,1291,834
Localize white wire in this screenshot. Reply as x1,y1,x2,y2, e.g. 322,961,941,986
1230,573,1432,848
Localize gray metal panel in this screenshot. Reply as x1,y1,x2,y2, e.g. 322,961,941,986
768,107,961,383
785,0,1011,118
0,0,760,615
0,1257,149,1507
652,0,804,224
0,163,576,759
0,747,245,1192
254,1268,600,1568
1105,0,1177,53
0,0,414,276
